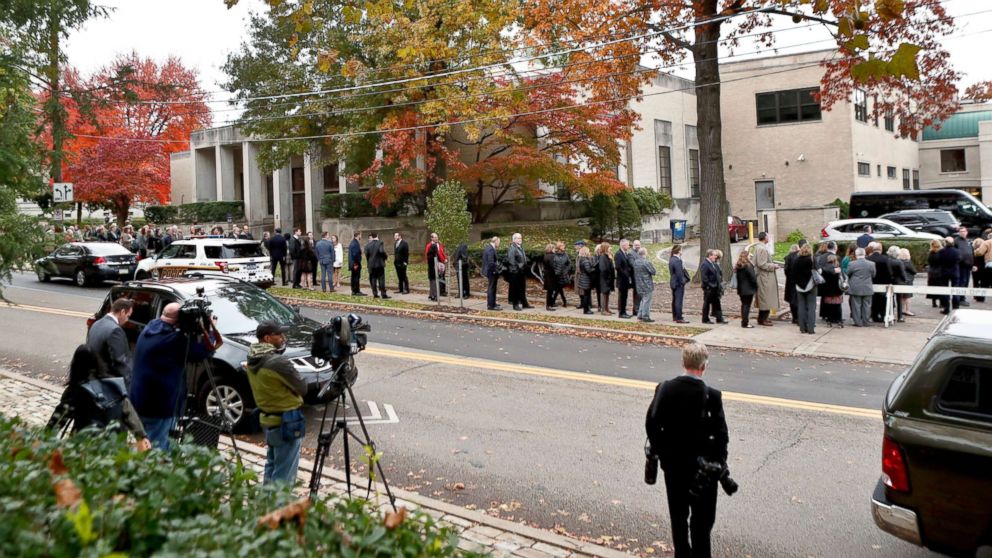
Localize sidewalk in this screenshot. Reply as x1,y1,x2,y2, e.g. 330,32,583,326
0,368,634,558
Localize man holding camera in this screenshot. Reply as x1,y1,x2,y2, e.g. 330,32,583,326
246,320,308,485
645,342,730,558
129,302,217,451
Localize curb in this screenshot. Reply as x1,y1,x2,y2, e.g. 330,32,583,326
0,367,633,558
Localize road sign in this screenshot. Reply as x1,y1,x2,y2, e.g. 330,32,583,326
52,183,74,203
53,209,64,221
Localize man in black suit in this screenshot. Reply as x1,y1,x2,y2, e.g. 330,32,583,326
349,232,365,296
88,298,134,385
646,342,729,558
700,250,728,324
866,242,893,322
393,232,410,294
482,236,502,310
268,228,288,285
364,232,389,298
615,239,634,318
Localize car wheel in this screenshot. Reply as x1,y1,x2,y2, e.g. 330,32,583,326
731,231,739,243
150,268,160,280
36,267,50,282
74,269,88,287
199,375,254,432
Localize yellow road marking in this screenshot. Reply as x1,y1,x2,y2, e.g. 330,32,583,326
0,302,880,419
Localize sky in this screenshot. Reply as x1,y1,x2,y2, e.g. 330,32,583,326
64,0,992,125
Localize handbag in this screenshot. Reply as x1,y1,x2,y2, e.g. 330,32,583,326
811,269,825,286
839,272,849,292
280,409,306,441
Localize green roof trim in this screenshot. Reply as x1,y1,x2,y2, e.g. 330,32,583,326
923,110,992,141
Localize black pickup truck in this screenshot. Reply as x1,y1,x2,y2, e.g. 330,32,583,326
872,309,992,557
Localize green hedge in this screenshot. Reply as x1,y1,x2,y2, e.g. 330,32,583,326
817,239,932,268
321,193,407,218
144,201,245,224
0,416,468,556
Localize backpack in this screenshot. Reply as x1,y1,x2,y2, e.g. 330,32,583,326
75,377,128,430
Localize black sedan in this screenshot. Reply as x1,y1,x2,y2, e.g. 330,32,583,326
35,242,138,287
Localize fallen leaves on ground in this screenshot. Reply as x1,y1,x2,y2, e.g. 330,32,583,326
257,497,311,539
383,506,407,529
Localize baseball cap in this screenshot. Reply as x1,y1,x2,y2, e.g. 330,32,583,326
573,240,586,246
256,320,291,339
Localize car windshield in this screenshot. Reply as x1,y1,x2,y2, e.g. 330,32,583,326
203,243,266,259
203,284,297,335
86,243,133,256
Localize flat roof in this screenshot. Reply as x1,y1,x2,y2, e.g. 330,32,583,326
922,110,992,141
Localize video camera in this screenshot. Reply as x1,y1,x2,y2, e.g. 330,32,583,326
311,313,370,399
178,297,213,334
689,457,739,498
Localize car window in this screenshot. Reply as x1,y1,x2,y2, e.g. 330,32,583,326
87,243,133,256
55,245,73,257
177,245,197,259
158,244,181,259
115,290,158,328
205,285,297,335
874,224,896,233
204,246,222,259
956,200,982,217
937,365,992,423
221,243,265,258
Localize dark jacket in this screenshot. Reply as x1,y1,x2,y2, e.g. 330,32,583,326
349,238,362,269
577,256,596,291
937,246,961,281
364,239,387,270
289,235,303,261
899,260,916,285
597,254,615,293
268,233,287,261
542,252,558,291
645,375,729,470
394,239,409,267
669,255,689,289
615,249,633,289
47,379,146,438
783,251,798,302
926,251,941,284
700,259,722,291
954,235,974,267
552,252,572,285
856,233,874,248
315,238,335,266
866,252,893,285
129,319,212,418
735,263,758,297
482,243,499,278
820,265,843,297
794,254,815,292
508,243,527,273
87,314,132,383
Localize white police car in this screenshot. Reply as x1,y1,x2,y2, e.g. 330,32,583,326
135,237,274,287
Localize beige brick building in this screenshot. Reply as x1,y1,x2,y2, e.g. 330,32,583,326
720,50,920,228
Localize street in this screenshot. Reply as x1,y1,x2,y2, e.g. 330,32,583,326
0,272,935,557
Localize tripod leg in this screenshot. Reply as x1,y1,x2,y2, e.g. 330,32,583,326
341,419,352,498
309,392,345,501
344,385,397,510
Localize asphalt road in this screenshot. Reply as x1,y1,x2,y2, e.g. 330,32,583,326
0,272,936,557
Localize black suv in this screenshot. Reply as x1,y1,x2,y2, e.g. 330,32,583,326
878,209,961,238
872,309,992,556
89,276,333,430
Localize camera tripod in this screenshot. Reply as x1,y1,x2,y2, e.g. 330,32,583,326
308,361,396,510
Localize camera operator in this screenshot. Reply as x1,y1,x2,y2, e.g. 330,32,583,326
645,342,730,558
129,302,218,451
246,320,308,485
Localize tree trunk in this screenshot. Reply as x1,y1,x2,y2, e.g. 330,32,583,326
691,7,732,278
115,198,130,228
44,10,71,224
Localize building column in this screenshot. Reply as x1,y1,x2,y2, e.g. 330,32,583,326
338,159,348,194
303,151,325,234
193,148,217,202
980,121,992,201
242,142,265,228
272,165,292,232
216,144,236,202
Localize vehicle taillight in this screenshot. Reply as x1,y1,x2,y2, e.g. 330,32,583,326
214,261,229,273
820,228,828,238
86,317,96,329
882,436,910,492
93,256,106,264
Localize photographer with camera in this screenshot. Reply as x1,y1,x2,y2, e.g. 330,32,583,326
246,320,308,485
645,342,731,558
129,302,218,451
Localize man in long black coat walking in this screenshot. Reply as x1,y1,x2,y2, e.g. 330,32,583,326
268,228,288,285
393,232,410,294
615,239,634,318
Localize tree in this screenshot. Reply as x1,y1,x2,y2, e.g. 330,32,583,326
424,180,471,248
531,0,960,274
67,139,170,225
964,81,992,102
615,190,642,241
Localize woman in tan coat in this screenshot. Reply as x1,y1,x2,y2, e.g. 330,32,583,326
753,232,780,326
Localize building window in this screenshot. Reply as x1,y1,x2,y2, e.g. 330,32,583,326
265,175,274,216
884,113,895,132
854,89,868,123
688,149,700,198
902,168,911,190
857,162,871,177
876,164,882,177
940,149,966,173
322,163,339,194
658,146,672,197
887,166,897,179
756,87,821,125
912,169,920,190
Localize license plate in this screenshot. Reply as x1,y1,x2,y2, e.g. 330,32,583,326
246,264,257,270
119,269,129,275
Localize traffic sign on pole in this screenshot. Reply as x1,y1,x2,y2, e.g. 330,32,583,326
52,183,74,203
53,209,64,221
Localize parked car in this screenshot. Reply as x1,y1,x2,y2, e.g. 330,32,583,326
878,209,961,238
850,189,992,237
819,218,941,243
728,215,748,242
35,242,137,287
135,238,273,287
872,309,992,556
89,275,334,430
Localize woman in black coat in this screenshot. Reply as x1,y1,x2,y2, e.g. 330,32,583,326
596,242,616,315
936,239,960,313
576,246,597,315
734,249,758,328
819,254,844,326
551,242,571,308
926,239,941,308
542,243,558,311
793,245,817,334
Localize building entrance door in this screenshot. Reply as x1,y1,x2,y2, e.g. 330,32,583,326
292,167,306,232
755,180,775,211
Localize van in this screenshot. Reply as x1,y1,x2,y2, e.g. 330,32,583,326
849,190,992,237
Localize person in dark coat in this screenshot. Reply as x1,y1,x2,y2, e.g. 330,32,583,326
551,242,571,308
482,236,502,310
576,246,597,315
315,232,335,292
453,242,470,298
819,254,844,326
596,242,616,315
87,298,134,385
349,232,365,296
897,248,917,318
288,229,305,289
393,232,410,294
268,228,288,285
936,237,961,314
793,244,817,334
364,232,389,298
425,232,447,301
866,242,894,323
782,242,803,324
668,244,689,323
645,342,730,558
615,239,634,318
734,250,758,328
925,239,942,308
953,227,975,307
541,243,559,311
506,233,530,310
886,245,908,322
700,249,727,324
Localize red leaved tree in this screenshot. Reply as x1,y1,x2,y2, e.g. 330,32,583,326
70,139,170,225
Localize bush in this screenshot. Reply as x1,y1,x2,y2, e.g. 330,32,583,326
425,181,472,246
785,230,806,244
630,188,671,215
616,191,642,240
588,194,617,240
143,205,179,224
0,416,469,557
144,202,244,225
829,198,849,220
